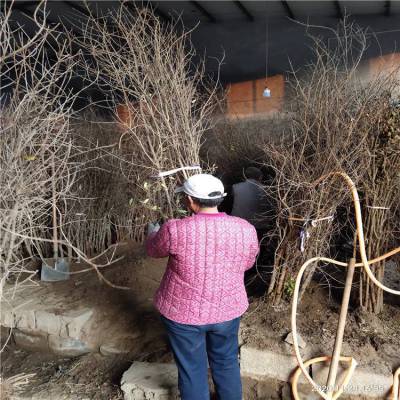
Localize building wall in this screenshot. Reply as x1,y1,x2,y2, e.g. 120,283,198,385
369,52,400,76
225,53,400,119
116,53,400,123
226,74,285,118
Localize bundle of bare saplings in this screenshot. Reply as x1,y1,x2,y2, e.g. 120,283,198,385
0,3,218,301
202,20,400,313
261,20,400,311
74,5,218,226
1,7,85,297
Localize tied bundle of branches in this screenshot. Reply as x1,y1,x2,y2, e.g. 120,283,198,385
64,115,142,256
360,97,400,313
76,4,218,228
1,5,78,293
263,19,397,306
1,4,122,304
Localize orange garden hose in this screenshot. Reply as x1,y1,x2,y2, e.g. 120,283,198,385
290,172,400,400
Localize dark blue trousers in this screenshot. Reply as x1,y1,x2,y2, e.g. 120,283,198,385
161,315,242,400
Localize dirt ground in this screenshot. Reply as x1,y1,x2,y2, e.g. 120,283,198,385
242,280,400,376
1,346,126,399
1,245,400,399
0,242,174,400
1,319,173,399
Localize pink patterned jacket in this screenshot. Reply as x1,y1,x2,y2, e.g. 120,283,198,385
146,212,259,325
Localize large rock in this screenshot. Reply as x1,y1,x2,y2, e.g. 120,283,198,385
35,310,62,336
48,335,93,357
1,292,97,356
14,310,36,331
0,304,15,327
100,332,142,356
1,249,167,357
284,331,307,349
121,362,179,400
13,329,49,351
62,308,93,339
240,345,308,384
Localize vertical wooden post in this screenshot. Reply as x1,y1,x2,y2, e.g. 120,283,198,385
326,257,356,398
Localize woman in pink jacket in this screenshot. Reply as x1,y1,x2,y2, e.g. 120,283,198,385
146,174,259,400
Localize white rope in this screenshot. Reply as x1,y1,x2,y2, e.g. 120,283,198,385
288,215,334,224
154,165,201,178
311,215,334,226
366,205,390,210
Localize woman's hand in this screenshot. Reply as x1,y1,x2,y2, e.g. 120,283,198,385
147,222,161,237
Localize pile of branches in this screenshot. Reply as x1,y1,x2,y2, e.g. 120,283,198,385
75,5,218,223
0,6,80,293
263,20,400,309
1,2,219,303
360,96,400,312
0,5,122,300
64,115,141,256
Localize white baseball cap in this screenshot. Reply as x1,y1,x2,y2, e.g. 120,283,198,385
174,174,226,200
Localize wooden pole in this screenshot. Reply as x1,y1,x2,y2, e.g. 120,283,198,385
326,257,356,398
51,156,58,260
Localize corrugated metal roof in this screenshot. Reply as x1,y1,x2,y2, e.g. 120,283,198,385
7,1,400,83
287,1,337,17
152,1,397,21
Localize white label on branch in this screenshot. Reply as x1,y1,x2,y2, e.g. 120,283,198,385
154,165,202,178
